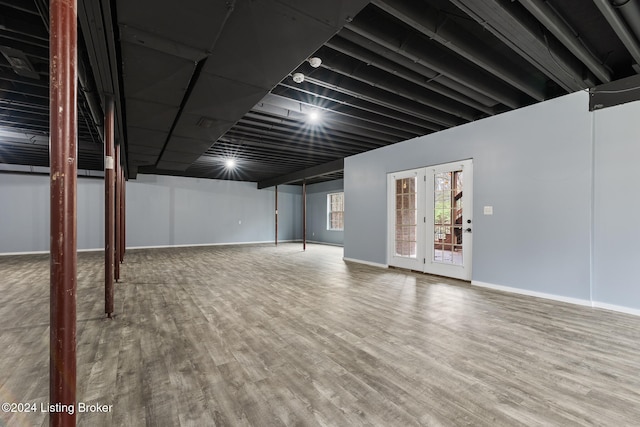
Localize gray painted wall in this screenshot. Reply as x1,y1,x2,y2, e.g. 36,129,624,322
0,173,104,253
592,100,640,310
124,174,301,247
306,179,344,245
0,173,302,253
345,91,594,301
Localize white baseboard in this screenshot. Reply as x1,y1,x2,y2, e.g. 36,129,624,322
126,240,297,250
592,301,640,317
472,280,640,317
307,240,343,247
343,257,388,269
0,247,104,256
0,240,302,256
471,280,593,307
0,250,49,256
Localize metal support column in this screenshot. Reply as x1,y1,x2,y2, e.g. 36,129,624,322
104,95,115,317
114,144,121,282
275,185,278,246
119,166,125,263
302,180,307,251
49,0,78,424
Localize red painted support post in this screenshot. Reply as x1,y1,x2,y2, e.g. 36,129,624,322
121,170,126,260
49,0,77,425
303,180,307,251
104,95,115,317
275,185,278,246
114,144,121,282
119,166,125,263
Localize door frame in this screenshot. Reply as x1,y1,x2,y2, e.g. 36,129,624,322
386,159,473,280
386,168,425,271
424,159,473,281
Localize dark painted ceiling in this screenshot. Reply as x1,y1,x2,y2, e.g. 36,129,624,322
1,0,640,186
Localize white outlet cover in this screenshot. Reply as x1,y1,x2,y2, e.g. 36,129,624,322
483,206,493,215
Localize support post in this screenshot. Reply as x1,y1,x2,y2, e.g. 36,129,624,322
49,0,77,425
119,166,125,262
104,95,115,317
303,180,307,251
275,185,278,246
114,144,121,282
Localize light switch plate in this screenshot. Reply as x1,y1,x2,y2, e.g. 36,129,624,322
483,206,493,215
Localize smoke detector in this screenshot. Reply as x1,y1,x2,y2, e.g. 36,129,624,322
292,72,305,83
308,57,322,68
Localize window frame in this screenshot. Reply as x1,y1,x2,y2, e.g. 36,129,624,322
326,192,344,231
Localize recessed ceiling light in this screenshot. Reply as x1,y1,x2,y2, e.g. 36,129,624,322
225,158,236,168
308,110,320,122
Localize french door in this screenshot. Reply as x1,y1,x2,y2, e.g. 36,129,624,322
387,160,473,280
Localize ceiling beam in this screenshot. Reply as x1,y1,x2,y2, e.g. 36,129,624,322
592,0,640,68
372,0,547,101
518,0,611,83
257,158,344,189
325,36,497,115
337,29,501,108
448,0,595,92
345,19,525,109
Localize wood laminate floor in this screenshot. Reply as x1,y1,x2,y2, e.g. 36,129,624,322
1,243,640,426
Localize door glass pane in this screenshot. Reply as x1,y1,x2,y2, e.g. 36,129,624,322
395,177,417,258
433,170,463,265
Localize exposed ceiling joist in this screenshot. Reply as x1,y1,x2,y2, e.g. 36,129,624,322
257,158,344,189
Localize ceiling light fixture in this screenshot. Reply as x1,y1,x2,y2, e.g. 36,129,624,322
292,72,305,83
308,57,322,68
225,158,236,168
308,110,320,122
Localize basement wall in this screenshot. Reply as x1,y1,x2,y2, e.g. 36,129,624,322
0,173,302,254
344,91,640,314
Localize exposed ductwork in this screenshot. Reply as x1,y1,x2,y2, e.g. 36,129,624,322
612,0,640,44
345,19,526,109
518,0,612,83
373,0,547,101
593,0,640,67
449,0,596,91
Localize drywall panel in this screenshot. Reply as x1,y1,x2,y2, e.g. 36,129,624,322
126,174,302,247
0,173,301,253
592,100,640,310
0,174,104,253
345,91,593,300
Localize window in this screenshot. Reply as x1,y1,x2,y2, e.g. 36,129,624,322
327,192,344,231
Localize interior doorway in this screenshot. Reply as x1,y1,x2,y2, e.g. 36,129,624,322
387,159,473,280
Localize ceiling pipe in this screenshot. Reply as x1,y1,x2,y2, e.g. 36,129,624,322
34,0,104,141
326,36,497,115
373,0,546,101
345,20,525,109
518,0,611,83
77,56,104,140
612,0,640,42
593,0,640,67
338,29,501,108
449,0,592,92
314,47,479,121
